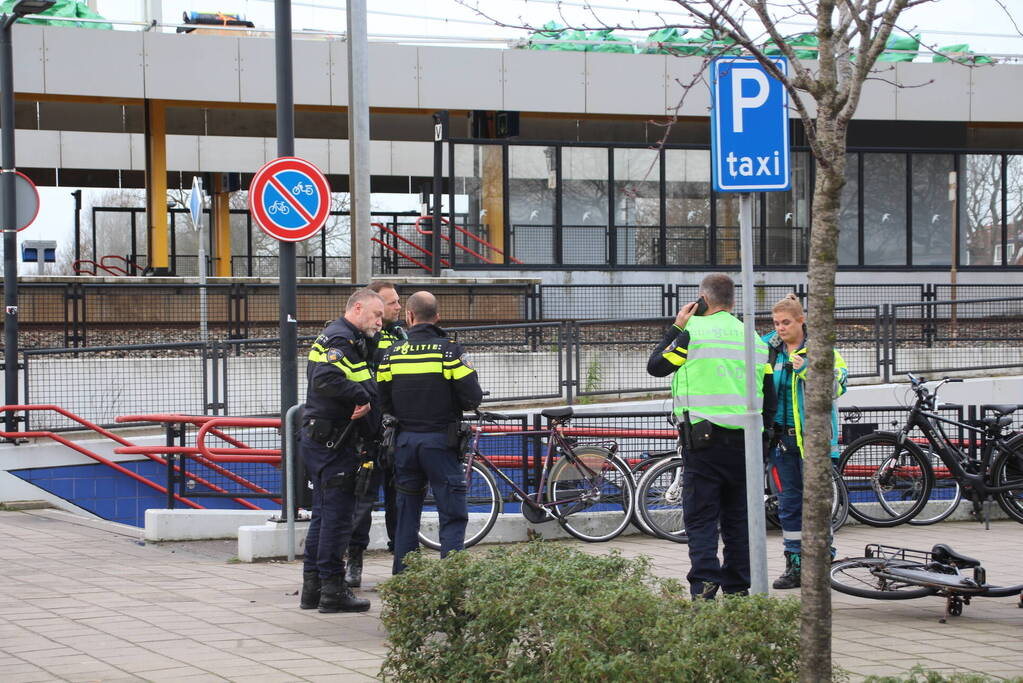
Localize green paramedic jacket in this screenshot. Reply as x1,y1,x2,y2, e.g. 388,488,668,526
647,311,775,430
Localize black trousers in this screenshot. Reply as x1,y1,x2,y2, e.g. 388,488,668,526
682,432,749,595
349,465,397,551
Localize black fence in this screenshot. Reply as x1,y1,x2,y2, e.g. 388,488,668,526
18,295,1023,432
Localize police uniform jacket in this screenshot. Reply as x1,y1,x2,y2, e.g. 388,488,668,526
370,322,407,372
305,316,379,439
377,323,483,433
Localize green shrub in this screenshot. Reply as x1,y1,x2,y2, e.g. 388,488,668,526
865,665,1022,683
379,542,801,682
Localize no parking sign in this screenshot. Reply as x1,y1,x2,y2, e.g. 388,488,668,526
248,157,332,242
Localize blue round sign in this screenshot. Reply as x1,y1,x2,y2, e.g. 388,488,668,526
249,157,331,242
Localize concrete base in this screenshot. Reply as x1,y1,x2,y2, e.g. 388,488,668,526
144,508,278,541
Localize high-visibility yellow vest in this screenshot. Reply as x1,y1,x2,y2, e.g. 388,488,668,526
671,311,769,429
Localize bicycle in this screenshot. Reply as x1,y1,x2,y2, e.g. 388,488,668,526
634,425,849,543
830,543,1023,622
838,373,1023,527
416,406,636,549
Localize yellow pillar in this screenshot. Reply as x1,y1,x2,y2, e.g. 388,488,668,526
481,146,505,263
212,174,233,277
144,100,170,273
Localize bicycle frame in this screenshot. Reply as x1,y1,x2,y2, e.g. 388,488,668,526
464,418,619,519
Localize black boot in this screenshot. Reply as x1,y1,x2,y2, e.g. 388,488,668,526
300,571,321,609
345,548,364,588
318,575,370,613
773,551,801,589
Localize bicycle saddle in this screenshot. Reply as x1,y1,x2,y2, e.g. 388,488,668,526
988,405,1018,417
931,544,981,569
541,406,574,419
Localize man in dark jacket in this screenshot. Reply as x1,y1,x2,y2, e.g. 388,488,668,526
298,287,383,613
377,291,483,575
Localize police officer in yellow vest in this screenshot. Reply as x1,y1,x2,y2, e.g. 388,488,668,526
647,273,776,598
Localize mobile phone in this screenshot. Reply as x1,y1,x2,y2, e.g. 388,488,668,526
693,296,709,316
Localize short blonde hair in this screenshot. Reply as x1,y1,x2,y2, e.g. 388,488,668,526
772,292,804,318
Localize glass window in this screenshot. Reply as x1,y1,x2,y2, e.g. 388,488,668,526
961,154,1002,267
1007,155,1023,266
614,147,661,265
838,153,859,266
762,151,810,266
912,153,954,266
561,147,609,265
508,146,557,265
452,143,507,265
665,149,711,265
863,153,907,266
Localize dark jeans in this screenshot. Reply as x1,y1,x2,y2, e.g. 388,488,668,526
771,434,803,554
682,435,749,595
301,437,360,579
349,464,397,551
392,430,468,575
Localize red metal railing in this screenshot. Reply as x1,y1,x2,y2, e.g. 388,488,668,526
72,259,125,276
371,222,447,272
414,216,523,265
101,255,146,276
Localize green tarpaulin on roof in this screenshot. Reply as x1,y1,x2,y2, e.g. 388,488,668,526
933,43,994,64
0,0,111,30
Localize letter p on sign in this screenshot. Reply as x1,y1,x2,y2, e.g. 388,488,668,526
710,57,791,192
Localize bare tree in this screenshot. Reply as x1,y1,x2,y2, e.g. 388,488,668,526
460,1,1020,680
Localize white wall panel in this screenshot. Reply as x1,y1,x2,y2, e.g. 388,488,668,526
503,50,585,113
327,139,349,175
144,33,240,102
198,136,264,172
294,39,333,106
390,141,433,176
586,53,665,115
970,64,1023,123
15,129,59,168
665,57,711,117
60,132,130,170
368,44,418,109
238,37,276,104
292,138,330,171
13,25,44,95
369,140,392,175
853,64,897,120
897,63,970,121
128,133,145,171
418,47,502,111
239,38,330,106
45,27,144,99
166,135,199,171
329,41,348,107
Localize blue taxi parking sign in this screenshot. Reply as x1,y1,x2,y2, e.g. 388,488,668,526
710,57,791,192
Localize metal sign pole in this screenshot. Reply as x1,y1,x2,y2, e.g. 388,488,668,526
191,177,208,345
739,191,768,594
275,0,299,518
1,16,19,434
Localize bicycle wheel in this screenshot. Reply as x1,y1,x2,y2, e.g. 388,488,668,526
628,452,674,537
993,434,1023,524
547,446,635,543
905,449,963,526
830,557,937,600
830,467,850,531
636,456,687,543
838,432,933,527
766,461,848,532
418,460,502,551
764,463,782,530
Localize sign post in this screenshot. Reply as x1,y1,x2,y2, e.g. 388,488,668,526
190,175,208,344
711,56,790,595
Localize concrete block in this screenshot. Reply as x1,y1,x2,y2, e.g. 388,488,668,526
144,508,275,541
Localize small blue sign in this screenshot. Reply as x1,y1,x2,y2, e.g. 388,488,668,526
189,175,204,230
710,57,790,192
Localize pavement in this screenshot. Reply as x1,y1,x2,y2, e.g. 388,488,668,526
1,509,1022,682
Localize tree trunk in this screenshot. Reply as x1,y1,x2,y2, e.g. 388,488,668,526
800,104,847,683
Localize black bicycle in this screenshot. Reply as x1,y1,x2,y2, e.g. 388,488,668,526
838,374,1023,527
831,543,1023,622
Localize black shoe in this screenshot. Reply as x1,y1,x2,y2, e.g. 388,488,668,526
345,548,364,588
299,571,320,610
691,581,719,600
772,551,801,590
318,575,370,613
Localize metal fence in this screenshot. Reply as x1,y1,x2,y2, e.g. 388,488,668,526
19,295,1023,432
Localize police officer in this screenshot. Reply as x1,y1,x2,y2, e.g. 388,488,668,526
647,273,775,598
377,291,483,575
299,288,383,613
344,281,407,588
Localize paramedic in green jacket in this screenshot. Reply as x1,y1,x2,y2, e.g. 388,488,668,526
647,273,776,599
762,293,848,589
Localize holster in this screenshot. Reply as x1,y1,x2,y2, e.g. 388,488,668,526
305,417,355,451
683,413,715,451
445,422,461,450
378,415,399,469
456,422,473,459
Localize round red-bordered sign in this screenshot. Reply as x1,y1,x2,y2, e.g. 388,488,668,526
9,170,40,232
248,156,332,242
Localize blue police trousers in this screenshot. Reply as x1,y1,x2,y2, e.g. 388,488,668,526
392,430,468,574
301,437,360,579
682,439,749,596
771,434,803,554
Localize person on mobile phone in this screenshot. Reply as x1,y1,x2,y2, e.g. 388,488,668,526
647,274,776,599
762,293,848,589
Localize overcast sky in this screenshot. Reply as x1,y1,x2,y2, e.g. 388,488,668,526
21,0,1023,271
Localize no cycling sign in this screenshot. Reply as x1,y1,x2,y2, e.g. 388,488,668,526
248,156,332,242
